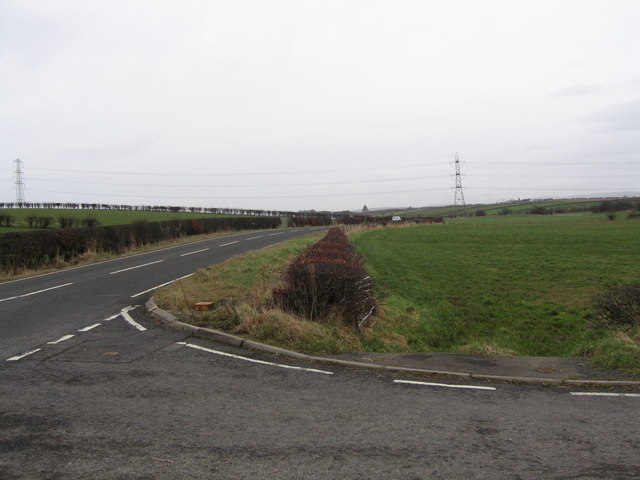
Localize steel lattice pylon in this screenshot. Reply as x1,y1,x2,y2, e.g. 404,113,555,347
14,158,25,205
453,153,466,217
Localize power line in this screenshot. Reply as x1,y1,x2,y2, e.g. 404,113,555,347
27,187,452,200
25,174,451,189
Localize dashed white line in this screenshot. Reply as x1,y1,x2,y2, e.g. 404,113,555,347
110,260,164,275
245,236,263,240
121,305,146,331
180,248,209,257
178,342,334,375
47,334,75,345
219,241,239,247
570,392,640,398
6,348,42,362
268,232,284,236
0,282,74,303
394,379,497,391
78,323,102,332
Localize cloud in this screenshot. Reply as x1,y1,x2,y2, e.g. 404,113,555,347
552,84,603,97
588,101,640,133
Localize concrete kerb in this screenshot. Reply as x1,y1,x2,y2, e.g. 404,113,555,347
145,298,640,387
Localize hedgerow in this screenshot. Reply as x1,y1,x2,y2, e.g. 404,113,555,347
274,227,376,329
0,216,280,274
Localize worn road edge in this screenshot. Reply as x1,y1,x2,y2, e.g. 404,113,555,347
145,298,640,387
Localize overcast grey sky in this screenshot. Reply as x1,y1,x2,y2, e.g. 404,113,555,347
1,0,639,211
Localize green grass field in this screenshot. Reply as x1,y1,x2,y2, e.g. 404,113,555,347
0,208,227,232
155,214,639,372
351,216,640,365
373,198,617,218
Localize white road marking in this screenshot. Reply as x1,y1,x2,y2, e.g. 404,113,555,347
178,342,334,375
103,312,121,321
394,379,497,391
219,241,239,247
131,280,175,298
78,323,102,332
110,260,164,275
570,392,640,398
130,273,194,298
0,282,74,303
245,236,263,240
121,305,146,331
47,334,75,345
180,248,209,257
268,232,284,236
6,348,42,362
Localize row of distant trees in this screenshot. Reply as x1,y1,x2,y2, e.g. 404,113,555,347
0,202,303,218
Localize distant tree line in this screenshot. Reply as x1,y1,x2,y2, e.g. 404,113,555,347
0,202,299,217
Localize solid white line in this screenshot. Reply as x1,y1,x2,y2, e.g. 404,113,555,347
6,348,42,362
110,260,164,275
219,241,239,247
570,392,640,398
121,306,146,331
245,236,263,240
0,282,74,303
130,272,195,298
131,280,176,298
47,334,75,345
180,248,209,257
78,323,102,332
178,342,334,375
394,379,497,391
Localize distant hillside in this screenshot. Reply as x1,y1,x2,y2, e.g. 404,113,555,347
364,196,640,218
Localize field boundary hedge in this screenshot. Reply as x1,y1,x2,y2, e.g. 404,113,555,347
274,227,376,329
0,216,280,274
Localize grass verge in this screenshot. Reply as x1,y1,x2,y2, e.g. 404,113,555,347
155,216,640,374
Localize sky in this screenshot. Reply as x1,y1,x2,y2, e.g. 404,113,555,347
1,0,639,212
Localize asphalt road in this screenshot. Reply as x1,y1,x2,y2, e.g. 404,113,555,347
0,227,325,360
1,227,639,479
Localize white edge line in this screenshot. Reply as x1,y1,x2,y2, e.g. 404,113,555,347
6,348,42,362
78,323,102,332
47,334,75,345
0,229,298,287
121,306,147,331
570,392,640,397
131,280,176,298
110,259,164,275
219,240,239,247
0,282,74,303
179,342,333,375
180,248,210,257
394,379,496,391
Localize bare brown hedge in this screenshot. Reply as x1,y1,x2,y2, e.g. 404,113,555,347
274,228,376,329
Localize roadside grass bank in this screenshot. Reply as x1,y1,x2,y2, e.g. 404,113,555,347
351,217,640,373
155,216,639,373
154,231,408,353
